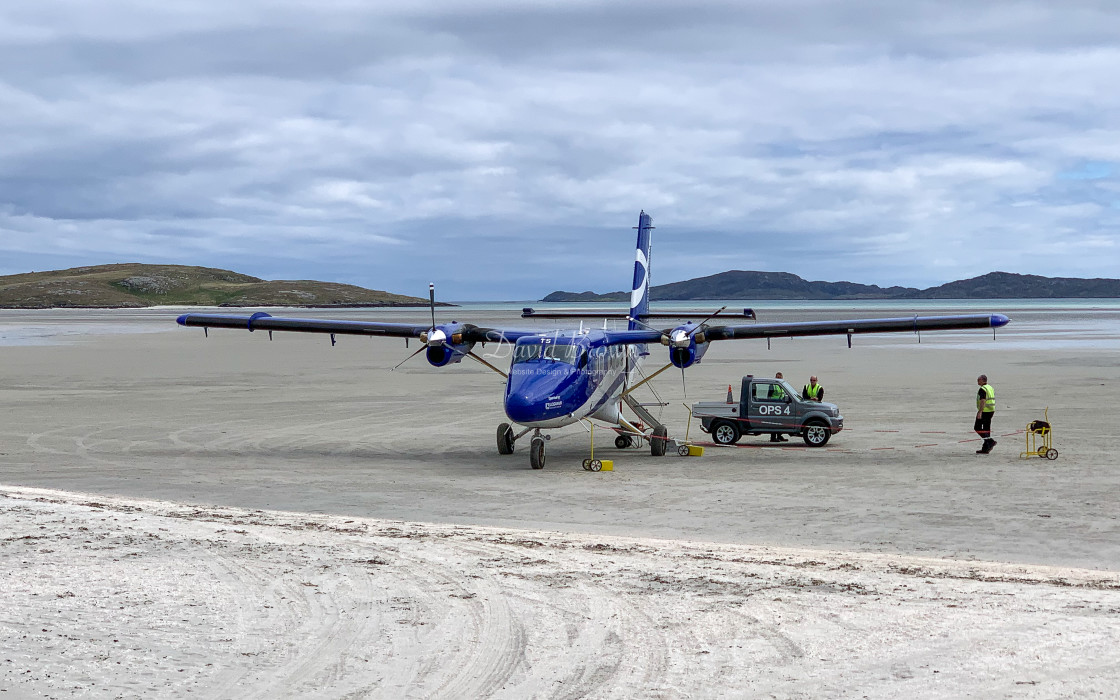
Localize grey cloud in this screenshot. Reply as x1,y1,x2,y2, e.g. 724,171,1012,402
2,1,1120,299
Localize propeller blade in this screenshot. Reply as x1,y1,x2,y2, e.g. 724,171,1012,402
390,345,426,372
428,282,437,332
688,305,728,336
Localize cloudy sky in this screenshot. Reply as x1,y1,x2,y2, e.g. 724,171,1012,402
2,1,1119,300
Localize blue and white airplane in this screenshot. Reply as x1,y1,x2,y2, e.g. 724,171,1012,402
176,211,1010,469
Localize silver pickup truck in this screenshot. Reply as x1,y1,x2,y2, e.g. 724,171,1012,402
692,375,843,447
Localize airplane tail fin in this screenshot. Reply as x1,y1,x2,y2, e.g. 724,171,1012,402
628,210,653,330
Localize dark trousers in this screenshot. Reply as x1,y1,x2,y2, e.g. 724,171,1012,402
974,412,994,439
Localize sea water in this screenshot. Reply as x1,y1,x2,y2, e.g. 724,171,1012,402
2,300,1119,350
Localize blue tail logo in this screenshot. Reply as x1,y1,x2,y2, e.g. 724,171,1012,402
628,211,653,330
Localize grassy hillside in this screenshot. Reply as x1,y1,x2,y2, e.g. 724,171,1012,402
0,264,434,308
544,270,1120,301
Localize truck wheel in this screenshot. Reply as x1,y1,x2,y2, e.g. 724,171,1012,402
802,420,830,447
497,423,515,455
651,426,668,456
711,420,740,445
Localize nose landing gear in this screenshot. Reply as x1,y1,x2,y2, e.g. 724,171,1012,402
499,422,550,469
529,429,550,469
529,436,546,469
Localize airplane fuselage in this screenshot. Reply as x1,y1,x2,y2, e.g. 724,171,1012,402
502,332,646,428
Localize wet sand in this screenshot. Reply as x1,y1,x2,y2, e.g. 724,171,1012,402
2,306,1118,696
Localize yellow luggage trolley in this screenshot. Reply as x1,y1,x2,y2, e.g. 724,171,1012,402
582,422,614,471
1020,408,1058,460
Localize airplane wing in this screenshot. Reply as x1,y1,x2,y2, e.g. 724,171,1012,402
597,313,1009,347
177,311,1010,348
702,313,1011,341
600,329,667,345
175,313,541,343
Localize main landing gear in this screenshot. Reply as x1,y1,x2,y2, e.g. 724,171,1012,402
497,420,668,469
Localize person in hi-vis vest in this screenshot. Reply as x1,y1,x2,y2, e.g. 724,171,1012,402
802,376,824,402
974,374,997,454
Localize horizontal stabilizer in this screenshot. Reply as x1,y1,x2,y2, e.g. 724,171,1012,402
522,307,755,320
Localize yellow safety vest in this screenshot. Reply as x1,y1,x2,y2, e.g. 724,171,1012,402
804,383,822,400
977,384,995,412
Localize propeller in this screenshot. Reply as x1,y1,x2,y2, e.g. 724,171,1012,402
663,305,725,348
391,282,439,372
663,306,727,397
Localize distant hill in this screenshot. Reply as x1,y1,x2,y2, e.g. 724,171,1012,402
544,271,1120,301
913,272,1120,298
0,264,437,309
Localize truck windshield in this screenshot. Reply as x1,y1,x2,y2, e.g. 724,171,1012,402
513,343,581,365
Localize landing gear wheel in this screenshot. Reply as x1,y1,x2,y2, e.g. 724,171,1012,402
529,437,546,470
1045,448,1058,460
711,420,740,445
650,426,668,456
677,444,690,457
615,435,632,449
802,421,831,447
496,423,515,455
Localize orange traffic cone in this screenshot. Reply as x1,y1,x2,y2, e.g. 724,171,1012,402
726,384,734,403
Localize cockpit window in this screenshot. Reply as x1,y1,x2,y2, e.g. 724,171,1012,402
513,342,581,365
513,344,542,363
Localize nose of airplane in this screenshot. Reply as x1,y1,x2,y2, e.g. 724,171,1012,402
503,389,538,424
504,365,576,424
991,313,1011,327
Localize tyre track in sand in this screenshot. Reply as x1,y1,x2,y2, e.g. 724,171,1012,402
371,535,530,699
6,488,1120,699
195,527,386,699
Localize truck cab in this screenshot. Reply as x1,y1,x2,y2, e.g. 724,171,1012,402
692,375,844,447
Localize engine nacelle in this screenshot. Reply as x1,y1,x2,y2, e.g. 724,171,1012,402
420,323,475,367
663,324,709,369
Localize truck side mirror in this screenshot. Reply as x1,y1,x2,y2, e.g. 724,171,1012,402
784,396,792,403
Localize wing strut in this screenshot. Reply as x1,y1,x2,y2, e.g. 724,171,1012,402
390,346,426,372
465,351,508,378
621,362,674,398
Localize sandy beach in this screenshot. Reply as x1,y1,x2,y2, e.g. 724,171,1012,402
2,305,1119,697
